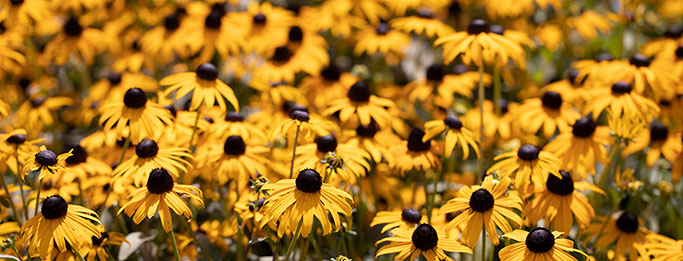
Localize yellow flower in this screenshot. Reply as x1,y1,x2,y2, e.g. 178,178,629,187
375,223,471,260
21,145,72,181
499,228,587,261
160,63,239,112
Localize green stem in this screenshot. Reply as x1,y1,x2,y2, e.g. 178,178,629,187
98,135,130,215
308,233,322,260
15,152,29,222
477,66,485,182
481,225,486,261
288,124,301,179
0,173,19,223
181,218,211,261
169,229,181,261
493,67,502,116
33,178,43,217
73,248,85,261
284,221,303,261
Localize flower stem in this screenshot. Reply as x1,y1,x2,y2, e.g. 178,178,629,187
493,67,502,116
284,220,303,261
33,177,43,217
188,106,202,151
308,232,322,260
16,152,28,222
181,218,211,261
477,65,485,182
0,173,19,223
73,248,85,261
481,225,486,261
169,228,181,261
288,124,301,179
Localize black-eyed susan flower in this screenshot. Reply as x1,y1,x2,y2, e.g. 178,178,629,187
423,115,479,158
299,64,358,110
111,139,191,191
0,0,50,30
208,112,267,142
514,91,581,139
260,169,353,238
181,5,245,63
15,95,73,132
583,211,650,261
525,170,603,235
272,109,335,142
324,81,396,128
375,223,472,260
195,135,268,188
440,176,522,248
21,145,71,182
389,9,454,38
231,2,294,54
371,208,425,233
0,129,42,175
407,64,491,105
436,19,525,68
347,120,400,163
566,10,613,40
638,233,683,261
545,116,612,179
622,122,681,167
100,88,174,143
19,195,101,260
295,134,371,184
354,22,411,62
390,128,441,174
600,54,680,100
488,144,561,190
499,227,587,261
42,16,108,65
83,230,127,261
139,12,188,65
252,45,304,83
161,63,239,112
118,168,204,232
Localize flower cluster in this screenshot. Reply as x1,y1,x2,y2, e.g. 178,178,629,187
0,0,682,260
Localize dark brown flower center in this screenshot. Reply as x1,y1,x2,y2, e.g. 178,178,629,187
223,135,246,155
31,98,45,108
225,112,244,122
36,149,58,166
289,110,310,122
147,168,174,194
135,139,159,158
164,14,181,31
196,63,218,81
316,135,338,153
295,169,322,193
6,134,26,144
517,145,539,161
525,227,555,253
356,121,379,137
649,122,668,142
123,88,148,108
489,24,505,35
321,64,341,81
272,46,292,63
348,82,371,102
596,53,614,62
64,17,83,37
10,0,23,5
108,72,122,85
467,19,489,35
407,128,431,152
288,26,303,42
676,46,683,59
541,91,563,110
205,10,223,29
41,195,68,220
376,23,390,35
252,13,267,25
572,116,597,138
415,9,434,19
444,115,463,130
65,145,88,165
411,224,438,250
92,232,108,246
469,188,494,212
401,208,422,223
426,64,445,82
616,211,639,233
546,171,574,196
629,54,651,67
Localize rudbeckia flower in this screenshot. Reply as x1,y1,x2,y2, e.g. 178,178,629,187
622,122,681,167
640,27,683,60
119,168,204,232
566,10,614,39
15,95,73,132
347,120,400,163
638,233,683,261
371,208,425,233
195,135,268,188
0,129,43,175
161,63,239,112
231,2,294,54
390,128,441,174
541,69,587,108
42,16,108,65
389,9,454,38
111,139,191,191
0,0,50,30
208,112,267,142
272,109,334,141
299,64,358,110
499,227,587,261
21,145,72,181
599,54,680,100
295,134,371,184
327,0,389,25
436,19,526,68
423,115,479,158
253,45,304,83
583,211,650,261
407,64,491,104
525,170,604,234
440,176,522,248
354,22,411,60
545,116,612,179
19,195,102,260
283,25,330,76
139,12,188,65
375,223,471,260
514,91,581,138
488,144,561,190
462,100,514,141
83,230,128,261
260,169,353,238
99,88,174,143
181,4,244,63
584,81,659,123
324,81,396,127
